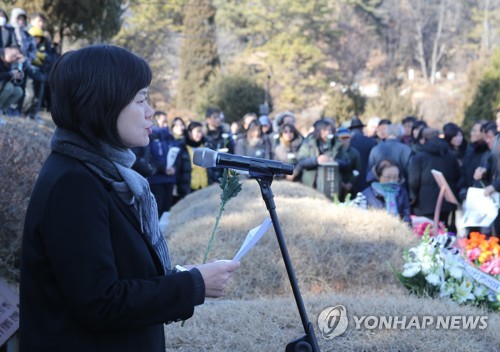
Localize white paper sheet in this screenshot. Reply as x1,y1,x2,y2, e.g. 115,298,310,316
175,218,273,272
462,187,499,227
233,218,273,261
166,147,180,168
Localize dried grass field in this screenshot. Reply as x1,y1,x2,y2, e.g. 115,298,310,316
165,181,500,352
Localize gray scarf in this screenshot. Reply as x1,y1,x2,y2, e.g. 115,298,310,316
51,128,172,274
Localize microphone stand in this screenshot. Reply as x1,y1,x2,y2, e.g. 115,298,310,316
249,161,320,352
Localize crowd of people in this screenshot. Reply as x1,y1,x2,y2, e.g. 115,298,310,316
0,7,58,119
133,107,500,238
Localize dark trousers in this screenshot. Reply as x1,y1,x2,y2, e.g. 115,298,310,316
150,183,174,217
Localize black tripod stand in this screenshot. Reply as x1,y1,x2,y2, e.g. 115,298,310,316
249,162,320,352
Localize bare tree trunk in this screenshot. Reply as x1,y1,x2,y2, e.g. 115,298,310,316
430,0,446,85
482,0,491,56
415,18,429,82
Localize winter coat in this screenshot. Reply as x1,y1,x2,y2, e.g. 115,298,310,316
202,123,234,182
408,137,460,216
457,141,489,200
362,184,411,225
146,127,179,185
20,152,201,352
338,144,361,186
10,8,36,62
176,137,218,193
350,131,377,193
0,24,18,49
297,137,348,188
273,136,303,181
234,134,273,160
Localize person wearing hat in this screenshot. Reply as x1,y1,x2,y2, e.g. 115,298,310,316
336,127,361,201
349,116,377,194
23,24,53,119
258,115,273,135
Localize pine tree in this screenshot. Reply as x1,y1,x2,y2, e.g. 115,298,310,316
463,48,500,131
12,0,125,48
177,0,220,111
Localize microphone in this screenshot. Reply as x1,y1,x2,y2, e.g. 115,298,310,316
193,148,294,176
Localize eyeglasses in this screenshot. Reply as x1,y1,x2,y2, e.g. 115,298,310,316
282,130,294,134
380,175,400,182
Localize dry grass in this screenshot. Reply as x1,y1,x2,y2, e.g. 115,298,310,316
0,117,53,281
166,180,418,299
165,293,499,351
165,181,498,351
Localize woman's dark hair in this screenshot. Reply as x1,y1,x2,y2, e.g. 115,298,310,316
443,122,467,157
246,119,262,138
442,123,461,143
483,121,497,135
411,120,428,142
49,44,152,148
402,115,417,125
171,117,185,129
312,119,334,140
186,121,202,135
279,123,299,140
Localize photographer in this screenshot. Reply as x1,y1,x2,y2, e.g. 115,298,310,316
0,46,24,113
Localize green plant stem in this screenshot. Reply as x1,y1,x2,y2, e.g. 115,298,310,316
203,203,225,264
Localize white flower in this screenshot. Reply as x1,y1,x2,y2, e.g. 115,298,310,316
473,285,488,300
425,272,442,286
420,257,435,273
442,251,463,280
221,133,229,139
440,280,455,298
409,244,436,273
452,281,475,304
402,262,421,277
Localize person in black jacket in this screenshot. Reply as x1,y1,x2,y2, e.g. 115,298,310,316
408,128,460,232
20,45,239,352
458,120,489,201
349,116,377,194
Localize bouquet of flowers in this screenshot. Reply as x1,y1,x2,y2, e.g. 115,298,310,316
392,226,500,311
410,215,447,237
458,232,500,276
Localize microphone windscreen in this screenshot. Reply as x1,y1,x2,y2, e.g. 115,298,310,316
193,148,217,168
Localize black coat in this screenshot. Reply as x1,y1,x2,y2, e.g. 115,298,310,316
350,130,377,193
408,137,460,216
20,152,200,352
457,141,489,200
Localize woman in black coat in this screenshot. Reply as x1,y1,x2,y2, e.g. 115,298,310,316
20,45,239,352
408,128,460,231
